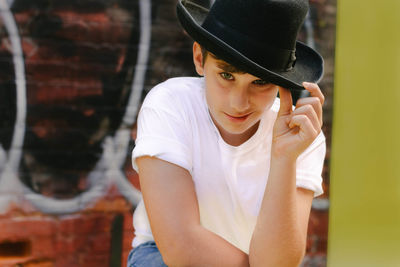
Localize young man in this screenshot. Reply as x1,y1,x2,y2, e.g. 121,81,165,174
128,0,326,266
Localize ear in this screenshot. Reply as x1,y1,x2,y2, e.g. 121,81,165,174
193,42,204,76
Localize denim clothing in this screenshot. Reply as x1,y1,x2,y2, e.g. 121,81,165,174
127,241,168,267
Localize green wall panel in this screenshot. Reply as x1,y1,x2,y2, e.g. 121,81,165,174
328,0,400,266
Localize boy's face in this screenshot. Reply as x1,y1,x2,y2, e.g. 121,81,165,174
193,42,278,145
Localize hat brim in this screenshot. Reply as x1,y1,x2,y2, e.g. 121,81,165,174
177,0,324,91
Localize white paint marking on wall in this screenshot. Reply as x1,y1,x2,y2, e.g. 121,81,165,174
0,0,28,212
0,0,99,214
24,140,113,214
122,0,151,126
6,0,14,7
21,0,152,213
0,145,5,173
115,0,152,205
0,0,26,171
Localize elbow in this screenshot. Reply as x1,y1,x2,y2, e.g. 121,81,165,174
158,236,195,267
162,251,189,267
279,239,307,267
292,235,307,265
250,251,305,267
287,244,306,267
250,239,306,267
283,242,307,267
163,255,184,267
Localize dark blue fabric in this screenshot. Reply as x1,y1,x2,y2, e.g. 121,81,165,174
127,241,168,267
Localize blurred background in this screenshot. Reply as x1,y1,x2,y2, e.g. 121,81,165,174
0,0,335,266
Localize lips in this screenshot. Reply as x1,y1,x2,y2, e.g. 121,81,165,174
224,112,251,122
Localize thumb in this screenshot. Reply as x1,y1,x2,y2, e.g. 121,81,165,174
278,86,293,117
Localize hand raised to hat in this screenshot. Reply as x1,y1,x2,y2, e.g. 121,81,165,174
272,83,324,161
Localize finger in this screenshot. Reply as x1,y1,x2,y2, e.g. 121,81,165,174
302,82,325,106
295,97,323,127
289,114,319,142
278,86,293,116
292,104,321,131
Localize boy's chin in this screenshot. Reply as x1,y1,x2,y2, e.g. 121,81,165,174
222,122,259,136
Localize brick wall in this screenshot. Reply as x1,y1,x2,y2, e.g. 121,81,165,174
0,0,142,265
0,0,336,266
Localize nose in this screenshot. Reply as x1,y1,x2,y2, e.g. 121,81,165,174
229,85,250,112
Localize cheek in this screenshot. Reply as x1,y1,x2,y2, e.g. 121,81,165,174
205,84,219,112
254,89,278,109
205,80,227,107
206,89,223,112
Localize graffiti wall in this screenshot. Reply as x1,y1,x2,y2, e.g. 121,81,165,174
0,0,336,266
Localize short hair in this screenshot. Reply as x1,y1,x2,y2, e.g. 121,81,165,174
200,45,208,66
200,45,245,74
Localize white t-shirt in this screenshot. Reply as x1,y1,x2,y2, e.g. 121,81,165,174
131,77,325,253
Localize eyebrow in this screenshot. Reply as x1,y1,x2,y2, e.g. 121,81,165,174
209,53,246,74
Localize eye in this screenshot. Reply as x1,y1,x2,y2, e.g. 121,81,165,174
252,79,270,85
220,72,234,80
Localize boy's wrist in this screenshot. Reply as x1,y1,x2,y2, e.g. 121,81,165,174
270,152,297,168
270,144,299,164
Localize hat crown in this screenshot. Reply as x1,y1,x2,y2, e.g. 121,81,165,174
176,0,323,90
203,0,309,50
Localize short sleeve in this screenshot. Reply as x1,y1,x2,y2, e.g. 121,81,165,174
132,96,193,174
296,131,326,197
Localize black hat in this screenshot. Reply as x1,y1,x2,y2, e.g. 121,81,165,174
176,0,324,90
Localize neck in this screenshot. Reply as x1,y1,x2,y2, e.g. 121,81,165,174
218,120,260,147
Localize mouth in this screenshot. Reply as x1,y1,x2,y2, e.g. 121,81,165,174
224,112,251,122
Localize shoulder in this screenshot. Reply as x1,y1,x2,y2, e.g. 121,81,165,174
142,77,204,108
138,77,207,126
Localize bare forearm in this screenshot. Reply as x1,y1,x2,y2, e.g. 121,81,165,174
163,224,249,267
249,156,305,267
138,157,250,267
248,83,323,266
